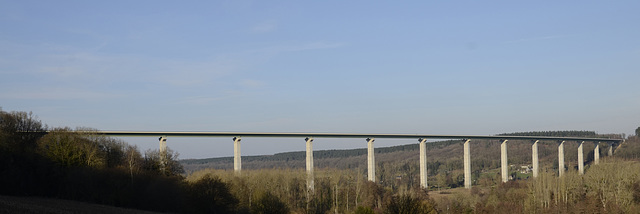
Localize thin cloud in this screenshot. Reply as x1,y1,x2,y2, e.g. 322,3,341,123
0,88,122,100
174,90,245,105
2,39,243,87
251,20,277,33
248,42,345,54
175,95,225,105
39,66,86,77
503,35,575,44
239,79,265,88
154,58,239,87
231,117,298,131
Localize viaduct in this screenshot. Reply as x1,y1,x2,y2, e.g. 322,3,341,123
95,131,622,192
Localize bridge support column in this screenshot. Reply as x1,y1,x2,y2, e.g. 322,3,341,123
306,137,314,192
159,136,167,174
501,140,509,183
578,141,584,175
367,138,375,182
159,136,167,153
419,138,428,189
608,144,613,156
594,144,600,165
532,140,539,178
558,141,565,177
233,137,241,174
464,139,472,189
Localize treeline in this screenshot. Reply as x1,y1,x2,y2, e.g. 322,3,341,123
615,135,640,160
182,130,619,173
181,143,421,169
0,108,441,213
188,168,438,214
182,135,627,191
1,109,248,213
439,159,640,213
498,130,599,137
4,107,639,213
186,158,640,213
181,140,459,172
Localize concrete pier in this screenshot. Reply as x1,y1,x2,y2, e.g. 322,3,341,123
159,136,167,153
578,141,584,175
233,137,241,173
594,144,600,165
367,138,375,182
464,139,471,189
305,137,314,192
608,144,613,156
558,141,565,177
532,140,539,178
501,140,509,183
159,136,167,173
419,138,428,189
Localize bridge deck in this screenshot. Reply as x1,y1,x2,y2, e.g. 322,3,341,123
80,131,620,143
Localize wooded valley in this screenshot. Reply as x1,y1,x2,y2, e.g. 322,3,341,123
2,108,640,213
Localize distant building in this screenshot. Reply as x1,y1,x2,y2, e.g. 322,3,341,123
520,165,532,174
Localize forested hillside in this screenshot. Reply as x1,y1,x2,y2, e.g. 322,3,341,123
182,131,624,189
0,109,239,213
187,158,640,213
3,108,639,213
183,133,640,213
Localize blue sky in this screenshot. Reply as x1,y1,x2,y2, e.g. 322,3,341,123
2,1,639,159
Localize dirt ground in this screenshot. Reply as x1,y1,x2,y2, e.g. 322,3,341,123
0,195,162,214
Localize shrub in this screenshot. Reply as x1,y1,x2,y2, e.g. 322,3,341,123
252,192,290,214
188,174,239,213
354,206,375,214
